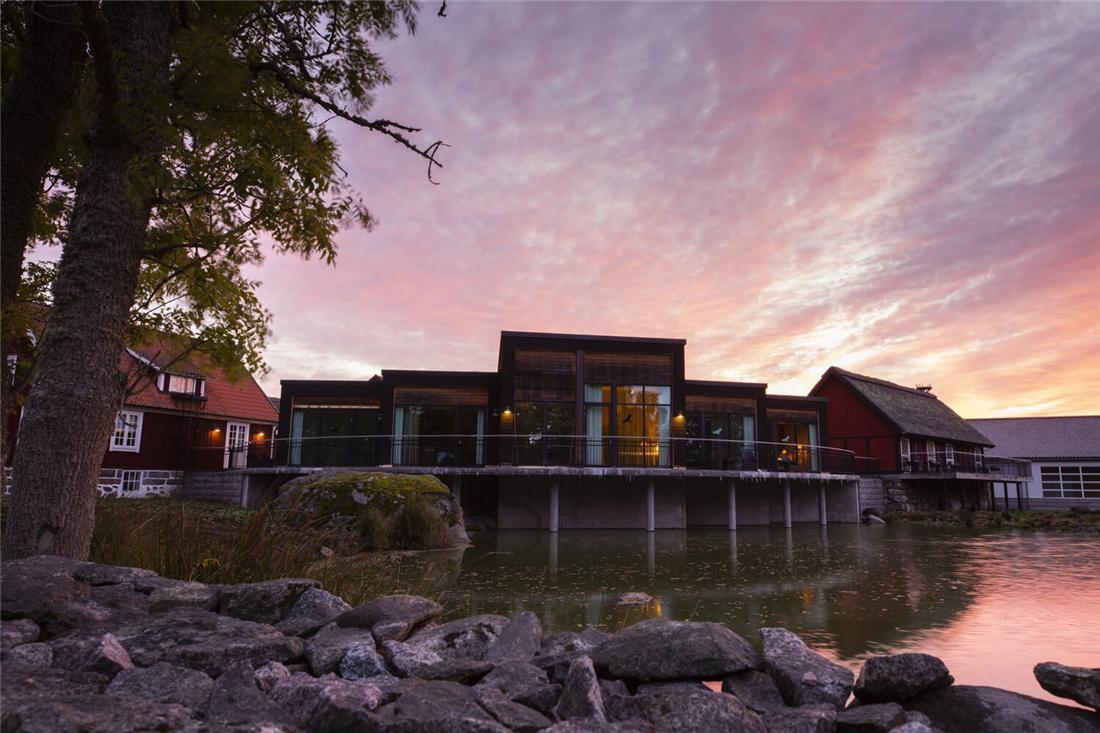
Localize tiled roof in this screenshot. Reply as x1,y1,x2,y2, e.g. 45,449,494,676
967,416,1100,460
819,367,994,446
123,337,278,424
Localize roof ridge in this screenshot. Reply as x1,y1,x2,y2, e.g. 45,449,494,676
969,415,1100,421
831,366,937,399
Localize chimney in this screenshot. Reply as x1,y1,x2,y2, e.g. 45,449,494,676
915,383,933,393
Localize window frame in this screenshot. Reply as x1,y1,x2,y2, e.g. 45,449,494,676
110,410,143,453
121,469,142,493
899,437,911,471
945,443,955,466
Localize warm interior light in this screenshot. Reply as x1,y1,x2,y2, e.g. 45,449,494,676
255,432,265,439
212,427,221,433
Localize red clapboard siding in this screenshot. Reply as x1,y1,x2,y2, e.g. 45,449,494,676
815,376,899,472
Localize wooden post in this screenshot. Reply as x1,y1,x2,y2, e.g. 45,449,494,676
783,478,792,529
727,479,738,531
646,478,656,532
1016,482,1023,511
818,483,827,526
452,475,462,508
549,479,559,533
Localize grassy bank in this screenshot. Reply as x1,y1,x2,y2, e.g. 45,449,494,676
886,508,1100,531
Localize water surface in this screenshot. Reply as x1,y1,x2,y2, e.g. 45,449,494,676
405,525,1100,705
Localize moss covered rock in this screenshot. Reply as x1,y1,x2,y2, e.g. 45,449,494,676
273,472,469,549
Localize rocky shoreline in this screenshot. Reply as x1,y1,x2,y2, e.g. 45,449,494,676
1,556,1097,732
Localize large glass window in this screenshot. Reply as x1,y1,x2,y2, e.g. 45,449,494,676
774,419,819,471
514,401,574,465
584,385,611,466
594,384,671,467
393,405,485,466
1042,465,1100,498
685,412,757,469
290,407,381,466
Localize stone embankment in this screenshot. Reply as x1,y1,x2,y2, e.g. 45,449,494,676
2,556,1098,732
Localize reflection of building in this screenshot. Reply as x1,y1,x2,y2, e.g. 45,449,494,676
967,416,1100,510
810,368,1029,512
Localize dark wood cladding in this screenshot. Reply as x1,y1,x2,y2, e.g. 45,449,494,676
514,349,576,401
767,408,820,422
583,352,673,385
685,395,756,413
293,396,381,408
394,386,489,406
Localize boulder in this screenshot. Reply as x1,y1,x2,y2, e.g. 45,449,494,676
218,578,320,624
761,627,854,709
904,684,1100,733
0,695,196,733
477,688,555,732
600,679,630,698
276,586,353,637
722,669,787,712
554,656,606,722
544,723,656,733
71,562,159,587
0,664,109,700
51,632,133,676
254,661,292,694
405,613,510,661
270,672,383,729
475,660,550,698
836,702,906,732
1,618,41,655
760,703,837,733
383,677,497,723
5,642,52,668
541,627,610,657
106,661,215,709
853,654,953,704
606,686,766,732
534,650,587,684
485,610,543,663
636,680,709,695
1034,662,1100,711
594,618,760,681
889,723,934,733
208,663,295,725
416,658,496,684
0,555,104,635
359,673,401,696
336,594,443,642
147,580,219,612
339,641,391,679
111,606,306,677
384,639,445,677
306,622,378,676
511,683,563,718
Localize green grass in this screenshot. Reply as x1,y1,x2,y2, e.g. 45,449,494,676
887,508,1100,531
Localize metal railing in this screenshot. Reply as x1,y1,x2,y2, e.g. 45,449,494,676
902,450,1030,478
205,434,880,474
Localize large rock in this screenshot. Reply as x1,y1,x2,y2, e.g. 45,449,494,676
485,611,542,663
594,618,760,681
0,556,104,635
218,578,320,624
106,661,215,709
0,664,109,700
722,670,787,712
1,618,41,655
0,695,196,733
853,653,953,704
208,663,295,725
553,655,606,722
381,678,497,723
270,672,383,729
337,594,443,642
340,641,391,679
50,632,133,676
475,660,550,698
904,684,1100,733
606,686,766,732
512,683,563,718
1034,662,1100,711
541,627,610,657
761,627,854,709
835,702,906,732
384,639,446,677
405,613,510,661
111,606,305,677
760,703,837,733
417,658,496,684
276,586,353,637
6,642,53,669
477,688,555,732
147,580,219,612
305,622,378,675
254,660,292,693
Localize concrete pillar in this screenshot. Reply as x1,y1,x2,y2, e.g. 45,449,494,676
646,533,656,577
646,478,656,532
727,480,738,531
818,483,827,526
783,479,792,528
549,532,559,573
452,476,462,508
549,480,559,533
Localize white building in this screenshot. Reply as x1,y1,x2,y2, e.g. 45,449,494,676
968,416,1100,510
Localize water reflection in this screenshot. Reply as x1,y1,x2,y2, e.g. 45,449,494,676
405,526,1100,704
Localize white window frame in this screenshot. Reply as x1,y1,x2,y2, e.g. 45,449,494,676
121,470,142,493
224,422,249,469
945,443,955,466
110,411,143,453
974,448,983,468
899,437,911,471
926,440,937,464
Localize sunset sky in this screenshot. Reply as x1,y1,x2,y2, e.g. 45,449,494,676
249,2,1100,418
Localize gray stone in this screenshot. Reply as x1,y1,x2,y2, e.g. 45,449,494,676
384,638,445,677
511,683,563,718
0,664,109,700
534,650,586,684
836,702,906,732
904,711,933,727
112,606,306,677
254,661,292,694
600,678,629,699
107,661,215,709
606,686,766,732
554,655,606,722
270,672,383,729
72,562,159,587
1034,661,1100,711
208,663,294,725
544,723,655,733
306,622,377,675
5,642,52,668
1,618,41,655
417,658,495,684
218,578,320,624
475,660,550,698
405,613,510,661
761,703,837,733
905,684,1099,733
384,677,498,723
854,654,953,704
339,640,391,679
360,672,401,695
477,688,555,732
0,555,104,635
761,627,854,709
336,594,443,642
540,627,610,657
889,724,934,733
0,695,196,733
276,587,352,637
485,610,542,663
594,618,760,681
376,715,509,733
636,680,709,695
147,580,219,612
723,669,788,712
50,632,134,676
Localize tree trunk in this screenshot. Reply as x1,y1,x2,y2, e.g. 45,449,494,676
3,2,176,560
0,1,87,460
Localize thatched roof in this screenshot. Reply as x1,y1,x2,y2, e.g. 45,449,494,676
968,416,1100,459
816,367,994,446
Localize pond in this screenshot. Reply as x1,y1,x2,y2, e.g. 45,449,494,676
403,524,1100,705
